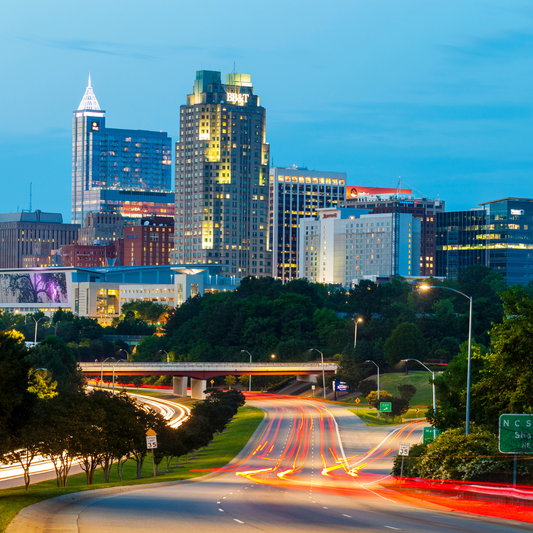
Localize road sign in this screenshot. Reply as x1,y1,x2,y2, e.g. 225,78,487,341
355,397,361,404
311,385,316,390
423,427,441,443
499,414,533,453
335,381,348,392
146,435,158,449
380,402,392,412
398,442,410,456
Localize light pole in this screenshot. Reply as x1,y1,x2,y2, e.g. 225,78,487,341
365,360,380,419
100,357,115,390
352,317,363,349
402,358,436,438
419,284,473,435
158,350,170,363
112,359,126,395
241,350,253,392
118,348,129,362
311,348,326,399
32,316,48,344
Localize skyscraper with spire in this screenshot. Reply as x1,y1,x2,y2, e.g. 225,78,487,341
171,70,272,277
72,75,174,226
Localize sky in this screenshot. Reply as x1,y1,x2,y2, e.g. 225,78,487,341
0,0,532,221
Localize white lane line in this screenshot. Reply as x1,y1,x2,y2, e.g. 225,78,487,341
234,519,244,524
323,506,328,509
218,508,224,512
384,527,401,530
217,501,220,504
222,496,227,499
342,514,352,518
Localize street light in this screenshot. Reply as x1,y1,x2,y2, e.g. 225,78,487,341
270,354,276,360
100,357,115,390
158,350,170,363
241,350,253,392
419,284,473,435
352,317,363,349
311,348,326,400
31,316,48,344
402,358,436,438
365,360,380,420
112,359,126,395
118,348,129,362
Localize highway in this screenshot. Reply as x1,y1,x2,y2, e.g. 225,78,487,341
68,395,531,533
0,391,190,489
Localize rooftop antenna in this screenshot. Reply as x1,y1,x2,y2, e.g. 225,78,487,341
30,182,32,212
22,183,33,212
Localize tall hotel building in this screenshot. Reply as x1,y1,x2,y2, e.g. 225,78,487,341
72,76,174,226
172,70,271,277
269,168,346,282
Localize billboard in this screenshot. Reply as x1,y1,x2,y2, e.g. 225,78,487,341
0,272,68,304
346,186,412,199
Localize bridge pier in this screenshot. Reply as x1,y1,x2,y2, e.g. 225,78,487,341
172,376,188,397
297,374,318,383
191,378,207,400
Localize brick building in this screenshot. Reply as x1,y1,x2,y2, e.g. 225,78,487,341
124,216,174,266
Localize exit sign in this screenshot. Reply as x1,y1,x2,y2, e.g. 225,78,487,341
499,414,533,453
380,402,392,412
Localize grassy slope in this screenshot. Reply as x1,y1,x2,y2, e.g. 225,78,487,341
0,405,263,533
377,372,435,407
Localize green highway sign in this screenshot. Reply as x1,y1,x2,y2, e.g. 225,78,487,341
499,414,533,454
380,402,392,412
423,427,441,443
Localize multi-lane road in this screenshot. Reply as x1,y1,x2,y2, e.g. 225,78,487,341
45,394,531,533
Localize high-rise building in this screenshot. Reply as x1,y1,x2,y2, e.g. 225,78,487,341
344,187,444,277
78,212,125,246
299,208,420,285
436,198,533,285
171,70,272,277
123,216,174,266
0,211,79,269
269,167,346,282
72,76,174,226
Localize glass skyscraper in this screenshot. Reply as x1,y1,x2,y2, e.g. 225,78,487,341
72,76,174,225
171,70,272,277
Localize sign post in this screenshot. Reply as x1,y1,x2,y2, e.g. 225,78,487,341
380,402,392,423
146,428,158,479
398,442,410,483
311,385,316,398
499,414,533,487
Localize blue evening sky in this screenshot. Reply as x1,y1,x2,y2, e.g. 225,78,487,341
0,0,532,220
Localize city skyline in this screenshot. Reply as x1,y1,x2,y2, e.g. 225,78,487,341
1,1,533,221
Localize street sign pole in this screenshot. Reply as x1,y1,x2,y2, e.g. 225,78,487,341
152,449,156,479
146,429,158,479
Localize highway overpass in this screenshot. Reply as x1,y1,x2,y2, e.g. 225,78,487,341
80,362,338,399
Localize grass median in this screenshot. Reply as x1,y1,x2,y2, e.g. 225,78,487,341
350,407,425,426
0,404,264,533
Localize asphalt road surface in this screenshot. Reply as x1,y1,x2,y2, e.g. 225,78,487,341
73,395,532,533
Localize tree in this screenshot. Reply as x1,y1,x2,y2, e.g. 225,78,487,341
224,375,236,390
397,383,416,402
384,322,426,366
358,379,377,397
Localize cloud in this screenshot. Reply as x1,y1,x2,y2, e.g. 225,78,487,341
19,36,156,60
442,30,533,64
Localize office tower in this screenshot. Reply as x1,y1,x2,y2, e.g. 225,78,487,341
78,212,125,246
437,198,533,285
72,76,174,226
299,208,420,285
124,216,174,266
269,167,346,282
0,211,79,269
172,70,272,277
344,187,444,277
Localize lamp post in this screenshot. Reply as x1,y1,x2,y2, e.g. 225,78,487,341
118,348,129,362
352,317,363,349
32,316,48,344
158,350,170,363
365,360,380,419
311,348,326,399
112,359,126,395
100,357,115,390
241,350,253,392
402,358,436,438
419,284,473,435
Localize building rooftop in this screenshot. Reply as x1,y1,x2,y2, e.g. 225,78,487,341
0,211,65,224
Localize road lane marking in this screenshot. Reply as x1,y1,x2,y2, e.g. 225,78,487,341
234,519,244,524
323,506,328,509
218,508,224,512
384,527,400,530
342,514,352,518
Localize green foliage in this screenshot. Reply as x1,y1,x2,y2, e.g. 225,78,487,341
384,322,426,366
358,379,377,397
397,382,416,402
224,375,237,389
120,301,169,324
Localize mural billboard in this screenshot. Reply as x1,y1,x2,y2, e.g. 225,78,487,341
346,186,412,199
0,272,68,304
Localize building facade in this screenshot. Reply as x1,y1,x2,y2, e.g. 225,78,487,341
345,188,444,277
60,244,119,268
124,216,174,266
437,198,533,285
299,208,420,285
78,212,125,246
72,76,174,225
171,70,272,277
0,211,79,269
269,167,346,282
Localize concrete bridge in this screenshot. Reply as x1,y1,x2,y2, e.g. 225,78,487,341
80,362,338,399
